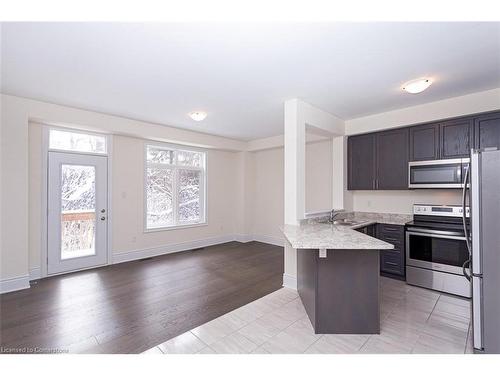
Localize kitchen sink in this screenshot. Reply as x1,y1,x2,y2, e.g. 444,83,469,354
332,219,369,226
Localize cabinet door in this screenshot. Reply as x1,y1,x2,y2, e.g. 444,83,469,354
348,134,376,190
376,128,409,189
474,112,500,150
376,224,405,278
440,118,473,159
409,123,439,161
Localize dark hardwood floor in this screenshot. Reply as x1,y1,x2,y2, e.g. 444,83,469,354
0,241,284,354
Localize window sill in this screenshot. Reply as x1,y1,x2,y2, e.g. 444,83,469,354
144,222,208,233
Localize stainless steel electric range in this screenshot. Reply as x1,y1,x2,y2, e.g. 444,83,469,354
405,204,471,298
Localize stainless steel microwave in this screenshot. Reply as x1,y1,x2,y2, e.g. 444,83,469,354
408,158,470,188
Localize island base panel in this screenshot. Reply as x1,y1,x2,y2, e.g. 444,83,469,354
297,248,380,334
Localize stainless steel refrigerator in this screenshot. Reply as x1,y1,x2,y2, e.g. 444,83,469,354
463,148,500,354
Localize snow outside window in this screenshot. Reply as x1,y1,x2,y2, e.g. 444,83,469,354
49,129,107,154
145,144,206,230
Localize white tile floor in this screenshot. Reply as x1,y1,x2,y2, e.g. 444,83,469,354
142,277,474,354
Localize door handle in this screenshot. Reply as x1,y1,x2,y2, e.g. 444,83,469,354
101,209,106,213
100,216,106,221
462,259,471,281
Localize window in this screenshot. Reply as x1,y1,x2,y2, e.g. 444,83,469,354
145,144,206,230
49,129,107,154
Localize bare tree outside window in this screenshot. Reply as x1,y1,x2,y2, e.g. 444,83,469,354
145,144,206,229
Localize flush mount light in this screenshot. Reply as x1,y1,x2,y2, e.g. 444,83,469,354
189,111,207,122
402,78,433,94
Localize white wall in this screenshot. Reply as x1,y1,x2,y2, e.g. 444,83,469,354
249,140,333,242
352,190,463,214
28,124,43,271
25,123,332,277
1,95,30,283
26,124,243,273
1,94,247,290
345,88,500,135
111,135,241,257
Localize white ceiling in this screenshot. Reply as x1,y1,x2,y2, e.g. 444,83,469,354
2,22,500,140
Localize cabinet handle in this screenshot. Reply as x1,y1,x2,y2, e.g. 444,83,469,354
372,179,376,189
386,261,399,266
383,227,399,231
384,237,400,242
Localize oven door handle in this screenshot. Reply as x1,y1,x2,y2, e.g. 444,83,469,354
406,228,466,239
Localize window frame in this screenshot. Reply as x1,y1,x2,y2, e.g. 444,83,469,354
143,141,207,232
48,127,108,155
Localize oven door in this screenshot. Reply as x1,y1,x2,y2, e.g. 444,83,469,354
408,159,466,188
406,228,469,275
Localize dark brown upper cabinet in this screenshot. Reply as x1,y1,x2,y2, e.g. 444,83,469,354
474,112,500,150
348,133,376,190
347,110,500,191
409,123,439,161
439,118,473,159
376,128,409,190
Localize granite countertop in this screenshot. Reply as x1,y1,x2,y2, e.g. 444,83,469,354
346,211,411,226
304,211,412,226
281,222,395,250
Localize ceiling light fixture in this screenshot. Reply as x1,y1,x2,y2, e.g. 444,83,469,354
189,111,207,122
402,78,433,94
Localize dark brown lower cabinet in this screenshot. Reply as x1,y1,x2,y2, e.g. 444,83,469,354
354,223,377,237
356,223,406,280
377,224,406,280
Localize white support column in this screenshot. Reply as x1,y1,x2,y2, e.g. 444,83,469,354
284,99,306,225
332,135,352,211
282,99,345,290
283,99,306,289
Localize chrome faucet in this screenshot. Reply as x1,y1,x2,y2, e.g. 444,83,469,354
329,209,344,223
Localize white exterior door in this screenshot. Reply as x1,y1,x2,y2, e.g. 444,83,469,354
47,151,108,275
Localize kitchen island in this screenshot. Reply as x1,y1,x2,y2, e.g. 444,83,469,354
281,220,394,334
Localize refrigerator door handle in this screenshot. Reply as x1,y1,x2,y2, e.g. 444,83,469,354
472,276,483,351
471,151,482,275
462,163,471,256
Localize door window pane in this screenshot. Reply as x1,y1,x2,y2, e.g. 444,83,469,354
60,164,96,259
178,169,201,223
50,129,107,154
146,167,174,228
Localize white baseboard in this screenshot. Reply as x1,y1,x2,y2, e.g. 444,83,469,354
252,234,284,247
2,233,285,292
29,267,41,280
233,234,253,243
0,274,30,294
282,273,297,290
113,235,237,264
113,233,284,264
